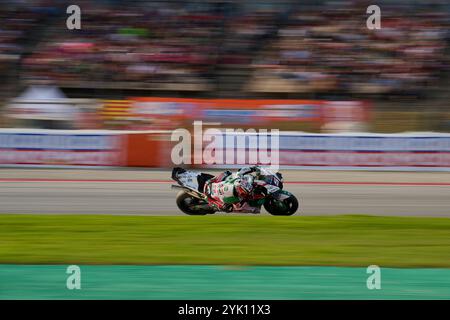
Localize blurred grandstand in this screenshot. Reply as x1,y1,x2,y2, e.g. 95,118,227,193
0,0,449,131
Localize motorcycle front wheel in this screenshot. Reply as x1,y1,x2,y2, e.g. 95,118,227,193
176,191,216,215
264,194,299,216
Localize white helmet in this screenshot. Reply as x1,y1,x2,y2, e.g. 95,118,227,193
238,175,254,195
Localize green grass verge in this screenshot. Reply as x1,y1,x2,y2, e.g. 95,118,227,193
1,214,450,267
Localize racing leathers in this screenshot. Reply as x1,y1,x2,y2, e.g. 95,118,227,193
204,167,263,213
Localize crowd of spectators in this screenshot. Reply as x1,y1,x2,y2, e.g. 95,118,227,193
1,1,448,98
21,1,284,91
247,3,450,97
217,7,281,66
22,2,223,90
0,2,53,82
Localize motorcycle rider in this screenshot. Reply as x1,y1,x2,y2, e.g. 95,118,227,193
204,166,264,213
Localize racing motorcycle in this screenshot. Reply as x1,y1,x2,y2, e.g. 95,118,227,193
171,166,299,216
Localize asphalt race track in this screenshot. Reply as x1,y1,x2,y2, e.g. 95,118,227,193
0,169,449,217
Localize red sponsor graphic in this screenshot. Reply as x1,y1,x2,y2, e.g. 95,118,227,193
124,132,171,167
128,97,201,129
103,98,369,128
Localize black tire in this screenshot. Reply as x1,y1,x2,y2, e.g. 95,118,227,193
175,191,215,215
264,194,299,216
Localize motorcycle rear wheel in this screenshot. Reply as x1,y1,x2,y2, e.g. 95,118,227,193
176,191,216,215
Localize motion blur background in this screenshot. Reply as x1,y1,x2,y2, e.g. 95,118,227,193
1,0,450,300
0,0,449,133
